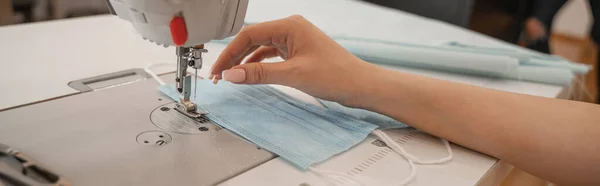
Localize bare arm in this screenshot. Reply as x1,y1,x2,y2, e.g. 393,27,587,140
363,65,600,185
210,15,600,185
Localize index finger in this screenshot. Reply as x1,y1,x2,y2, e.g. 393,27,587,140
210,16,296,77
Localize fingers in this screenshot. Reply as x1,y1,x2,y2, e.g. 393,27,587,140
209,45,260,81
232,45,261,66
245,46,283,63
222,60,297,85
210,46,283,81
211,16,298,77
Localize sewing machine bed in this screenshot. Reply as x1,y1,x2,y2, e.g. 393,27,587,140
0,73,508,186
0,73,275,186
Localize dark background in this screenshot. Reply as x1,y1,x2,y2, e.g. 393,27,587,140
362,0,533,43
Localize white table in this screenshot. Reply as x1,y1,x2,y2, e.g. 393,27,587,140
0,0,564,185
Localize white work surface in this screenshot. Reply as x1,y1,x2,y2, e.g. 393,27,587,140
0,0,564,185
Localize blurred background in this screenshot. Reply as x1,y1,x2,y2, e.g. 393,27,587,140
0,0,596,104
0,0,108,24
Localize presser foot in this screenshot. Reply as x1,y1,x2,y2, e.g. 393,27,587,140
175,72,208,119
174,101,208,119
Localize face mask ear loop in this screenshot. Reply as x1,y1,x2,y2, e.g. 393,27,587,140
308,167,367,186
372,130,453,164
145,62,176,86
371,130,417,185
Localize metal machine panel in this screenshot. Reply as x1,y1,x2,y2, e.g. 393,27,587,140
0,74,274,186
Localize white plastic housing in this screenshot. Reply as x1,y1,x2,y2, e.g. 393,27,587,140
107,0,248,47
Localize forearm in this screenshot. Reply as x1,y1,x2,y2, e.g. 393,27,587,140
360,65,600,185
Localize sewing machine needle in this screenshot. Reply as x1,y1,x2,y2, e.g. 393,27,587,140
193,68,198,102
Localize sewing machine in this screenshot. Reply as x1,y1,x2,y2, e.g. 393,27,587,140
105,0,249,115
0,0,539,185
0,71,503,185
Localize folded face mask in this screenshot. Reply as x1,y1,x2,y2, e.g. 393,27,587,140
160,80,382,170
159,80,451,185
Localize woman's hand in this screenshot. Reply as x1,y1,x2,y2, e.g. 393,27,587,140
210,15,381,107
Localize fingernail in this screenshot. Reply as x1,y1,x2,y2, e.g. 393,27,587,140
212,76,219,84
222,69,246,83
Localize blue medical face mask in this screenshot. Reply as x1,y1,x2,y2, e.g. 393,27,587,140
159,79,453,185
246,84,409,130
316,100,408,130
160,80,384,170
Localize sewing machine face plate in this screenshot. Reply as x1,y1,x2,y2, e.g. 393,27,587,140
0,74,275,186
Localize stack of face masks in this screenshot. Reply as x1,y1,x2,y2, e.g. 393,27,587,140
332,37,589,86
160,80,453,185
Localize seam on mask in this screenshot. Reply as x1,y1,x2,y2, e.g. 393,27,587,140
201,85,354,169
239,85,368,147
318,100,410,129
233,87,357,148
228,86,360,159
252,87,378,148
253,85,377,133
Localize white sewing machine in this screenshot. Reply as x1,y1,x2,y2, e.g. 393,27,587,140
105,0,249,115
0,0,518,185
